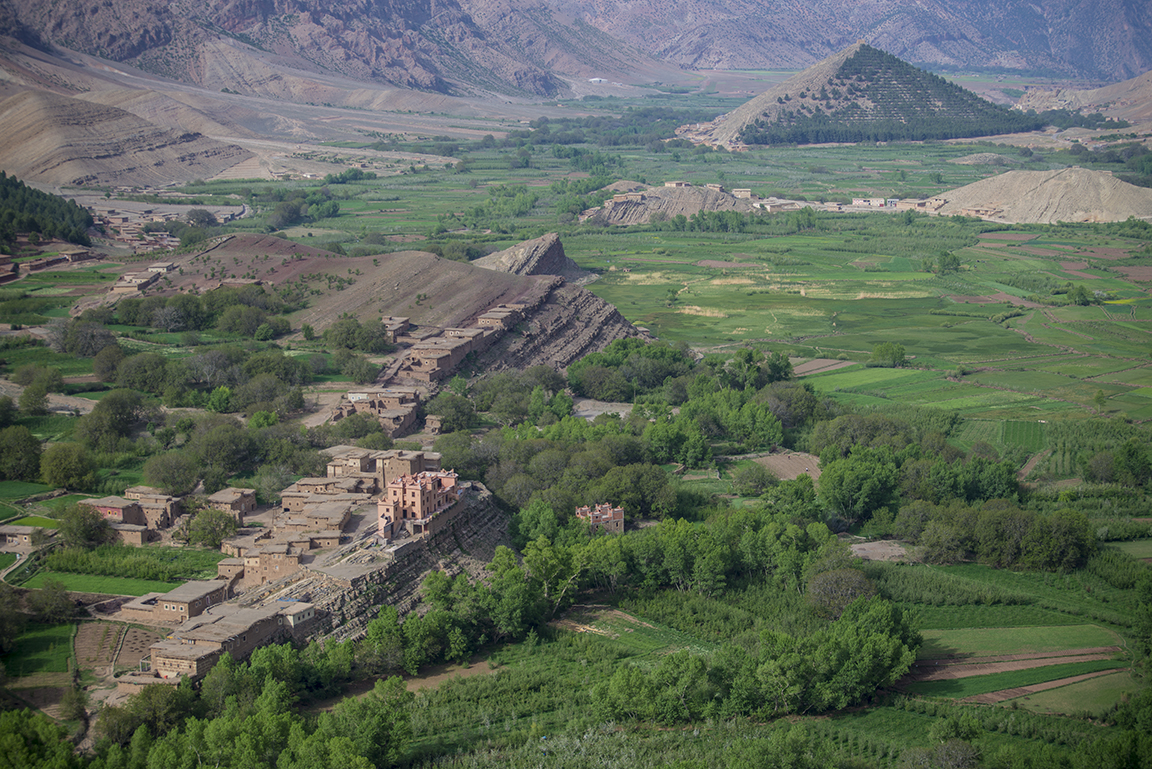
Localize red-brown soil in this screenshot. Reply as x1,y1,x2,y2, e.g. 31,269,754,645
115,627,162,670
74,622,123,676
753,451,820,481
1059,261,1102,279
1115,266,1152,281
793,358,856,376
697,260,754,269
1081,247,1136,260
908,647,1121,682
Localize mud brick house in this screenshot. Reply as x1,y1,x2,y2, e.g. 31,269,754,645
124,486,181,528
207,487,257,523
377,470,461,540
121,580,228,624
81,496,145,526
575,503,625,534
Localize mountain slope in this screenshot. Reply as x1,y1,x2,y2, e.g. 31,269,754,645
0,88,253,186
1015,70,1152,125
681,44,1043,149
0,0,671,98
546,0,1152,81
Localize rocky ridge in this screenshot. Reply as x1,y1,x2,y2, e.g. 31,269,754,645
1015,70,1152,125
473,232,594,285
584,185,758,226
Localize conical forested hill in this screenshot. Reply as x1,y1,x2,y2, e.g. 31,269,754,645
737,44,1044,145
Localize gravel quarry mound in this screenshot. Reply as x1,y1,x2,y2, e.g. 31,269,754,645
937,167,1152,223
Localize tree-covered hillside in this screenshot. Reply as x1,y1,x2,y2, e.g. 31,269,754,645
740,45,1045,145
0,172,92,250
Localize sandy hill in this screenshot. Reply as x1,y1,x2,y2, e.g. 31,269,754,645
0,88,252,186
1015,70,1152,125
584,185,758,226
474,233,593,285
936,168,1152,224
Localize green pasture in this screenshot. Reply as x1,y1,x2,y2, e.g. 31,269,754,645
934,564,1137,628
904,659,1123,698
8,515,58,528
912,604,1104,631
0,480,51,500
1,622,75,677
917,625,1120,660
1106,539,1152,559
1004,669,1142,716
21,571,181,596
0,553,16,572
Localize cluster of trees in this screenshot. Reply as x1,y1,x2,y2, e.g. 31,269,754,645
0,171,92,249
426,367,572,432
321,317,395,354
882,498,1095,571
264,188,341,230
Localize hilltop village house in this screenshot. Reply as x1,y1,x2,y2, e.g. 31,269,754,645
377,470,462,540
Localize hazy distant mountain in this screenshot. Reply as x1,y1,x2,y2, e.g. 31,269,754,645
546,0,1152,81
0,0,671,98
0,0,1148,105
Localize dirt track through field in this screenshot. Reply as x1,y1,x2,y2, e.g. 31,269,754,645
909,646,1121,682
960,668,1125,704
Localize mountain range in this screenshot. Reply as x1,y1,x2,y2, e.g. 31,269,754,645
0,0,1148,101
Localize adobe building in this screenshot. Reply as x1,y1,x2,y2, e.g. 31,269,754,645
575,503,625,534
241,542,303,585
81,497,146,527
149,603,311,680
377,470,461,540
112,523,158,547
0,524,42,549
120,580,228,624
124,486,181,528
207,488,257,523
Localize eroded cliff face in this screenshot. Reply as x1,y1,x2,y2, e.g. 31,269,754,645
473,232,594,285
479,281,649,373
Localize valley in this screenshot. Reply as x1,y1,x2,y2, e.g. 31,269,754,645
1,11,1152,769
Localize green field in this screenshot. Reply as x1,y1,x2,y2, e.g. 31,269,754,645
904,660,1124,698
0,553,16,572
1004,669,1142,716
1107,539,1152,559
8,515,58,528
1,623,75,677
917,625,1120,660
21,571,180,596
0,480,52,500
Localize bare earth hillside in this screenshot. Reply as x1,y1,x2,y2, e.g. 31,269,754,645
0,88,253,186
936,168,1152,224
1015,70,1152,124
